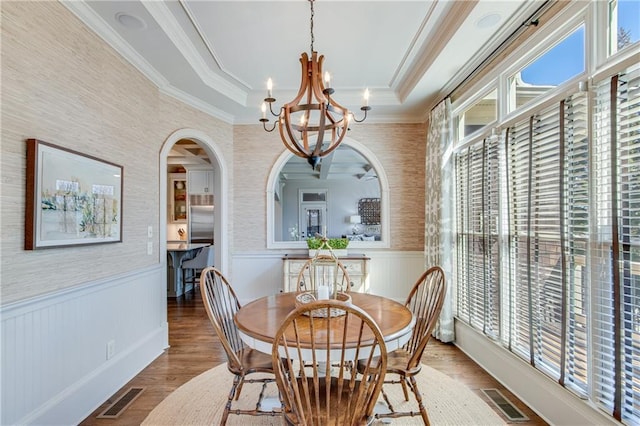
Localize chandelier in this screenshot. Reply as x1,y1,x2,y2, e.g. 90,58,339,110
259,0,371,170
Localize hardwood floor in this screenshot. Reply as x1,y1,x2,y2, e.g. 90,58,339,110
80,289,547,425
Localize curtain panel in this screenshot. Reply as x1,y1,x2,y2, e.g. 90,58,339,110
425,98,454,342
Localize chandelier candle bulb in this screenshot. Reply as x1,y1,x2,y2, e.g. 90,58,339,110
324,71,331,87
261,102,266,119
364,88,370,107
267,78,273,98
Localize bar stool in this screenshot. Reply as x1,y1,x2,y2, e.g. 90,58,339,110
181,246,214,292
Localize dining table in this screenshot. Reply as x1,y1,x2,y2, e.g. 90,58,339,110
166,242,210,297
234,291,415,360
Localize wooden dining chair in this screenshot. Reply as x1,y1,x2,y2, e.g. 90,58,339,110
372,265,446,425
199,267,278,424
272,300,387,426
296,255,352,293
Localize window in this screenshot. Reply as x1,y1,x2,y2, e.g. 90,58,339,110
455,62,639,425
591,66,640,422
504,92,589,390
608,0,640,56
455,89,497,140
449,3,640,423
508,26,585,112
455,137,501,339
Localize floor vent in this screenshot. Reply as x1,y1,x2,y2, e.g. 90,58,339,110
97,387,145,419
481,388,529,422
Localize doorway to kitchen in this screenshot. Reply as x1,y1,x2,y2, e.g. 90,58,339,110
160,129,229,296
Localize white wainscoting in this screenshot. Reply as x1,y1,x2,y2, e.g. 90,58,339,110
231,250,425,305
454,320,617,426
0,265,168,425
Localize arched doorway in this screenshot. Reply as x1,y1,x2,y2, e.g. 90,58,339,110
160,129,229,291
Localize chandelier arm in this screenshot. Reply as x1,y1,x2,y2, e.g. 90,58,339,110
351,106,371,123
260,119,277,132
267,102,281,118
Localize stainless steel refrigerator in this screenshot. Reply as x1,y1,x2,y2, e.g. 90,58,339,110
189,194,214,244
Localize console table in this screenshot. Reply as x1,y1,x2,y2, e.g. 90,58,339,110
282,254,370,293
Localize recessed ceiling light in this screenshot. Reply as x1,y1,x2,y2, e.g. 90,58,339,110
115,12,146,30
476,13,502,29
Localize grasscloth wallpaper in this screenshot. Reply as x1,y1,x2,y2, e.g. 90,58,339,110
0,2,233,304
233,123,427,252
1,1,426,305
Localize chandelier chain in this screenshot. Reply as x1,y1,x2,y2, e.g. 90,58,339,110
309,0,315,53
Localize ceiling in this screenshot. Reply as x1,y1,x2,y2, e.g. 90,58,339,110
63,0,541,126
63,1,541,180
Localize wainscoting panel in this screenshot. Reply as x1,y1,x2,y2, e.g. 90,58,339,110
231,252,287,305
231,251,424,305
366,251,425,302
0,265,168,425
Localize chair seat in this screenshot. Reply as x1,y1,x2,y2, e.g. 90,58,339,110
385,349,423,377
227,348,274,376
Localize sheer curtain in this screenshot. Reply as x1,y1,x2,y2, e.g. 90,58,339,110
425,98,454,342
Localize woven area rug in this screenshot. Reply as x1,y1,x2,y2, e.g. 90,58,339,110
142,363,505,425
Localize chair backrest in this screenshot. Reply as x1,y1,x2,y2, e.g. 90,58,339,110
182,245,214,269
272,300,387,425
296,256,352,293
403,266,446,371
199,267,245,373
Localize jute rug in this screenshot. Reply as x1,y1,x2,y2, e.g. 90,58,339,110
142,363,505,425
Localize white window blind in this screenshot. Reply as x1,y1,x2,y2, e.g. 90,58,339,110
453,64,640,422
592,65,640,424
455,139,501,339
504,94,589,387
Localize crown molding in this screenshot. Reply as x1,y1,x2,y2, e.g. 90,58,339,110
141,1,248,106
396,0,478,103
161,86,235,124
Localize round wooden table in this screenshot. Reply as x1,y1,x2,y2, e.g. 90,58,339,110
235,292,415,358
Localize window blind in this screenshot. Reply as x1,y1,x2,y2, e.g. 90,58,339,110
562,93,589,395
506,92,590,389
455,138,501,339
592,65,640,424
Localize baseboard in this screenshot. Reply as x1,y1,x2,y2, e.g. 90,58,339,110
21,322,168,425
453,320,616,426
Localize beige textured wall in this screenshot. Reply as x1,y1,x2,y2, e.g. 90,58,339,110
233,123,427,251
1,1,425,305
0,2,233,304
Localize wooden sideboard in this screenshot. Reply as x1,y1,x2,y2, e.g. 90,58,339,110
282,254,370,293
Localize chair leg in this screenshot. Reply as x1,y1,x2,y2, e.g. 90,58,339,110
408,375,430,426
401,377,410,401
235,375,246,400
379,384,396,413
222,374,242,425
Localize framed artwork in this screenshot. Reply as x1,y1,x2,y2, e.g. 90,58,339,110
25,139,123,249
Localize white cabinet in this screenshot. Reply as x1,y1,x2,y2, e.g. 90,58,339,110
188,170,213,194
282,254,370,293
169,173,187,223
